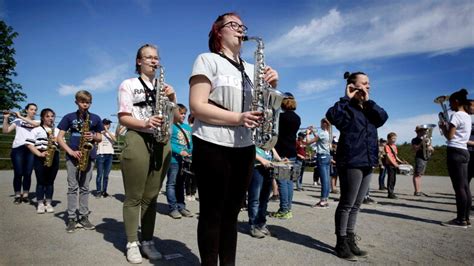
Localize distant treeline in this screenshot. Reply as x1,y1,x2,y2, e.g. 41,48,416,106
0,133,449,176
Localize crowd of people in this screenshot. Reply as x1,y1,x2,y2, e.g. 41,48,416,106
2,11,472,265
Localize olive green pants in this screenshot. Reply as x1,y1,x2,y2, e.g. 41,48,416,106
121,130,171,242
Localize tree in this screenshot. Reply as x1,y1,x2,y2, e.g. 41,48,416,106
0,20,26,111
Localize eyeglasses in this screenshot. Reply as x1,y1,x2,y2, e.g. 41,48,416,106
220,21,248,34
142,55,160,62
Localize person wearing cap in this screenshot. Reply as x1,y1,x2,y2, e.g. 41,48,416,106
95,118,116,198
411,126,433,196
273,92,301,219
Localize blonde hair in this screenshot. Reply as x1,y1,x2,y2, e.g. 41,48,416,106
75,90,92,102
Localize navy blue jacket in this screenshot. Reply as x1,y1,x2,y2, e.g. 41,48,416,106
326,96,388,168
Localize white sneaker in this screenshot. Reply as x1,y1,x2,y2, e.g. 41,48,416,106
185,195,192,201
37,203,46,214
126,241,142,264
141,240,162,260
45,203,54,213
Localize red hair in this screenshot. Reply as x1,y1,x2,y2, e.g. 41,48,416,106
208,12,241,53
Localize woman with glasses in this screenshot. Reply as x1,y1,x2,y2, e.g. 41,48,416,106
3,103,39,204
118,44,176,264
189,12,279,265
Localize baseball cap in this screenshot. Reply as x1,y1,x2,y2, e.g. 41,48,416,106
102,118,112,124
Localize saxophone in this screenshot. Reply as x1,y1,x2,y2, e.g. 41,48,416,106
153,66,176,143
243,36,285,150
78,112,94,171
44,126,57,167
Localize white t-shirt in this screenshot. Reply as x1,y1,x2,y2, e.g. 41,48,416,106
25,126,59,152
117,77,155,134
97,132,115,155
190,53,255,148
447,111,472,150
10,118,39,148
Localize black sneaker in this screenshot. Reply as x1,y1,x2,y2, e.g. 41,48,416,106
66,218,77,233
102,192,109,198
13,197,21,204
78,216,96,230
441,219,468,229
387,193,398,199
363,197,377,205
21,196,30,203
414,192,422,196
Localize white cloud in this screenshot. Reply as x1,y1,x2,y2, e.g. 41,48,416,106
266,1,474,64
378,113,445,146
297,78,338,95
58,63,128,96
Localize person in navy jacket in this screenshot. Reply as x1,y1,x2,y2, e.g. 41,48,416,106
326,71,388,261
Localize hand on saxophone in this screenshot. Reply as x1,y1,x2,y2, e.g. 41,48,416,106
263,66,279,88
145,115,163,129
239,111,262,128
163,84,177,103
69,150,82,160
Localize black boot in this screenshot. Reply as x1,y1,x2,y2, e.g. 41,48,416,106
335,235,357,261
347,232,368,257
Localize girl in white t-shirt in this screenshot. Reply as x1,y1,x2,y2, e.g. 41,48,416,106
189,12,279,265
2,103,39,204
440,88,472,228
26,108,59,214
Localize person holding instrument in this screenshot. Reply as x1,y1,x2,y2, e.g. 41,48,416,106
3,104,39,204
327,71,388,261
118,43,176,263
189,12,279,265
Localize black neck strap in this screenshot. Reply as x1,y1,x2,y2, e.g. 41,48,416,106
138,76,156,106
217,52,245,72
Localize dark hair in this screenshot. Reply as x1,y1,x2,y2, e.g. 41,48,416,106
135,44,158,74
344,71,367,85
24,103,37,111
208,12,241,53
450,88,469,106
177,103,187,112
39,108,55,126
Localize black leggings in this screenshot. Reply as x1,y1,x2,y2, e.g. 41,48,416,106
447,147,471,221
192,136,255,266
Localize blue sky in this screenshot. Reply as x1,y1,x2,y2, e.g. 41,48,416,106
2,0,473,146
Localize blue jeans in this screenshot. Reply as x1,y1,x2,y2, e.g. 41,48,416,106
317,154,331,200
378,166,387,189
247,166,273,226
96,154,113,193
276,157,296,212
11,145,34,194
166,162,185,211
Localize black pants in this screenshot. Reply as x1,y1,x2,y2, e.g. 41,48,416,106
447,147,471,221
387,166,397,195
468,150,474,184
192,136,255,266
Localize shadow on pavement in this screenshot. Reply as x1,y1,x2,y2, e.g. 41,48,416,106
360,208,441,225
237,221,334,255
377,201,455,213
95,218,200,265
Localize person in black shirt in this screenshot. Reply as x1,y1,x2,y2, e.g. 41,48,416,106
411,126,433,196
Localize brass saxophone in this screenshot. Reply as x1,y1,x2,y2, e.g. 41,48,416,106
153,66,177,143
78,112,94,171
243,36,285,150
44,126,57,167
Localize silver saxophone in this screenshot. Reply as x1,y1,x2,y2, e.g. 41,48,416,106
243,36,285,150
153,66,176,143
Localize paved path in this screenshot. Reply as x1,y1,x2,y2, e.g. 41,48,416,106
0,170,473,265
